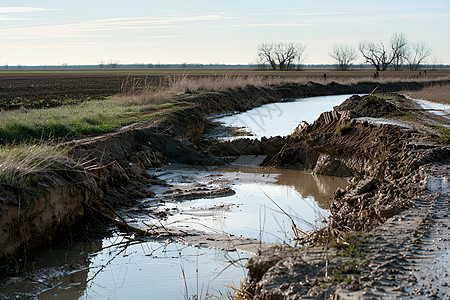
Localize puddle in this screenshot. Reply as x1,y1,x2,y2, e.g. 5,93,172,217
213,94,359,139
0,233,249,300
145,164,348,244
0,165,346,299
355,117,410,128
414,99,450,116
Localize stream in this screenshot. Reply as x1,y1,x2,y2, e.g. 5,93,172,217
0,94,356,299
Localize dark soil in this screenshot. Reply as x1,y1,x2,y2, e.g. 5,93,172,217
0,74,127,109
335,94,398,117
0,73,177,110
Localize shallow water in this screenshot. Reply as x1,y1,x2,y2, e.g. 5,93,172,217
414,98,450,116
148,165,347,244
214,94,358,138
0,233,249,299
0,94,352,299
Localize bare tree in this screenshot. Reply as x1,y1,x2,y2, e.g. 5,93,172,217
257,43,277,70
391,33,408,71
329,44,358,71
109,59,119,68
359,41,391,71
359,33,408,71
406,42,431,71
258,42,306,71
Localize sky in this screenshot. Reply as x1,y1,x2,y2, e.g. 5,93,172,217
0,0,449,66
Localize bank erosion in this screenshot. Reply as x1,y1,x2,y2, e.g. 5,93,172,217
1,79,450,299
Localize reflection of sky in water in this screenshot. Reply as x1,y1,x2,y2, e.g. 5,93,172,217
215,94,358,138
1,95,351,299
153,165,348,244
80,237,249,300
161,183,327,243
414,98,450,117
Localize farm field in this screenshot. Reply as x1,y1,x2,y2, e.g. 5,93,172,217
1,69,449,110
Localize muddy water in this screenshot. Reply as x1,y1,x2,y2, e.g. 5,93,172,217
0,94,352,299
148,165,347,244
0,232,248,299
0,167,346,299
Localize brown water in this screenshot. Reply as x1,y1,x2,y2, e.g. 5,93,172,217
148,165,348,243
0,166,347,299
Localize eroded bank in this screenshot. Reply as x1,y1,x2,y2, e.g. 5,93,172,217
1,80,450,299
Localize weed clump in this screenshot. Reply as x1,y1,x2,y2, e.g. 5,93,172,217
336,121,353,136
426,124,450,143
0,144,79,199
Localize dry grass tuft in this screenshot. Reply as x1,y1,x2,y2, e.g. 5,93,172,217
0,143,72,194
115,72,450,106
403,83,450,104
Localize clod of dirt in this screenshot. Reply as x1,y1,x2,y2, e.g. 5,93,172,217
335,95,398,117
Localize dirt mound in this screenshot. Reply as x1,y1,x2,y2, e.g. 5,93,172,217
265,98,415,231
335,95,398,117
245,95,450,298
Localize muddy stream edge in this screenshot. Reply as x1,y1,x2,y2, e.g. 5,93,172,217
1,80,449,299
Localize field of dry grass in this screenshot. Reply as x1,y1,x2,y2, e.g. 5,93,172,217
403,83,450,104
119,69,450,91
116,70,450,105
1,69,449,109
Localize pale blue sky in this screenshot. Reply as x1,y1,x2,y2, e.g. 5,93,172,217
0,0,448,66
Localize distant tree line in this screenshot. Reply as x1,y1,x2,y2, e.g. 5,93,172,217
258,33,432,71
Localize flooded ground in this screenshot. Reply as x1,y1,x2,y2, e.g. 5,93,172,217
212,94,358,139
0,94,353,299
145,165,347,244
0,166,347,299
0,232,249,299
414,98,450,116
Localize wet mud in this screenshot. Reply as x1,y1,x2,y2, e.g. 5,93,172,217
244,94,450,299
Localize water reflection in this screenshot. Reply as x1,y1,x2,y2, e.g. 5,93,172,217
81,237,249,300
0,233,249,299
151,165,348,244
0,234,103,299
215,94,356,139
0,94,353,299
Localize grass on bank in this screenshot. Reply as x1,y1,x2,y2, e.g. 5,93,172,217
424,123,450,143
0,143,71,197
404,83,450,104
0,97,187,144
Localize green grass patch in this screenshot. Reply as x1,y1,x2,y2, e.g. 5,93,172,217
336,121,353,136
328,260,368,285
388,110,410,117
331,232,369,258
388,110,422,121
425,123,450,143
0,97,188,144
325,232,369,286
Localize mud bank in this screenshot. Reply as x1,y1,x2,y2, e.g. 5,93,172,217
1,80,448,278
244,94,450,299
